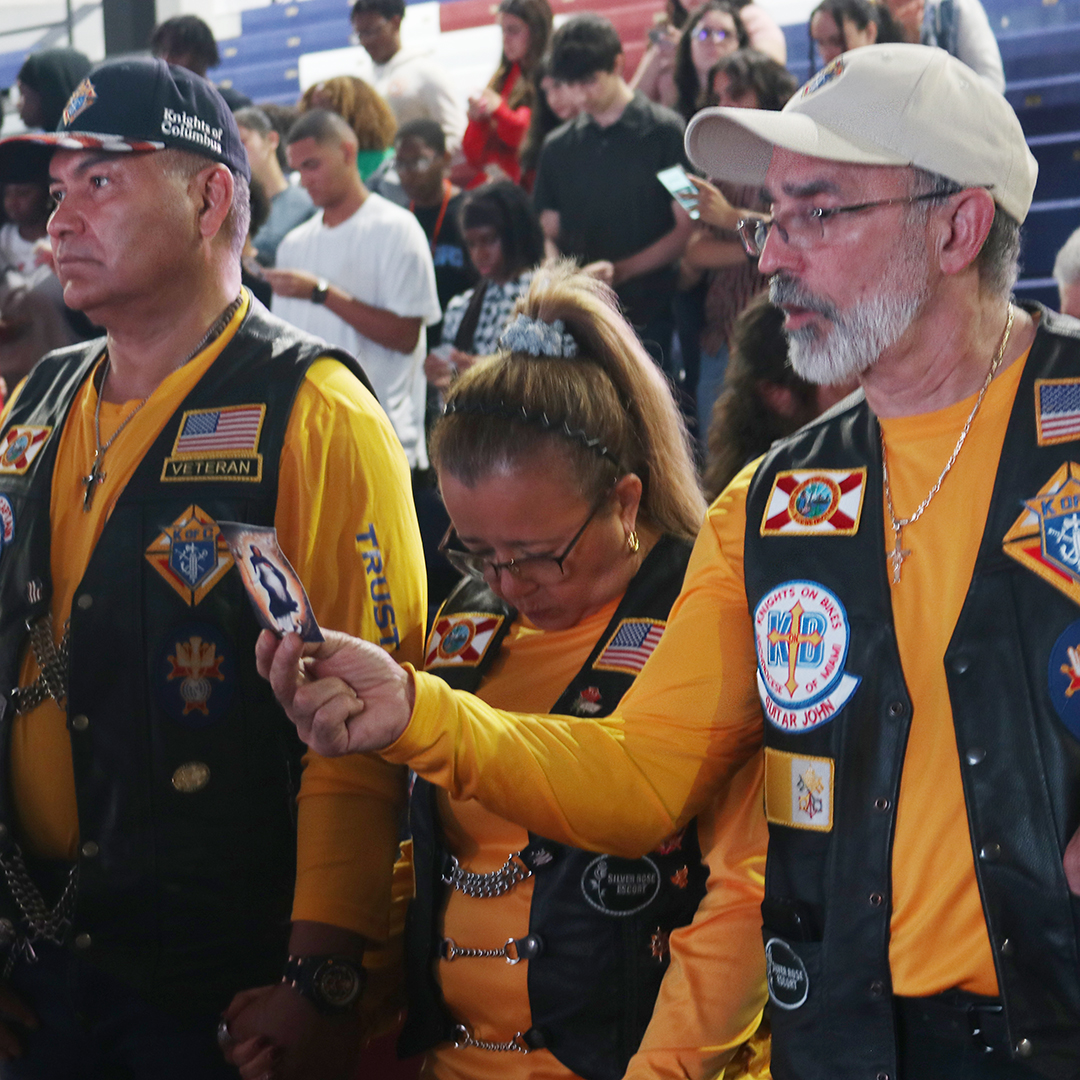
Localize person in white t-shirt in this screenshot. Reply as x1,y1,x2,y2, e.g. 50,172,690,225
0,180,50,278
266,109,441,470
350,0,466,153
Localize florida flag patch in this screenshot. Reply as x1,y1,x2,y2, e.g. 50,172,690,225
425,612,503,669
0,425,51,474
760,469,866,536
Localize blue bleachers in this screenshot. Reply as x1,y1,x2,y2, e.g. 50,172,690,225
218,21,350,69
240,0,353,34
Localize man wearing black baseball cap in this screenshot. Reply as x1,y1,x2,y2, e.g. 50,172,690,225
0,56,426,1078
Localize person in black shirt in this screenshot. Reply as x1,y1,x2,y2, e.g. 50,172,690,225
532,14,692,372
396,119,478,347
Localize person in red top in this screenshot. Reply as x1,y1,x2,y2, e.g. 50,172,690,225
461,0,552,187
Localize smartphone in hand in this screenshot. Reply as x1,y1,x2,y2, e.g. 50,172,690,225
657,164,700,220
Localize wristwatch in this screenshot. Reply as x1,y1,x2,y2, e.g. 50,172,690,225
310,279,330,304
281,954,365,1014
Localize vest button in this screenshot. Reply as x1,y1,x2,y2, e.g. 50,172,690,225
76,593,92,610
1000,938,1014,957
80,841,99,859
965,747,986,765
877,1072,891,1080
71,714,89,732
869,892,885,907
74,932,92,950
886,701,905,718
869,980,886,997
874,797,891,812
952,656,970,674
979,842,1001,862
1015,1038,1033,1058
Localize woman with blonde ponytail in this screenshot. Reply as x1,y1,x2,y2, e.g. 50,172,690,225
370,263,766,1079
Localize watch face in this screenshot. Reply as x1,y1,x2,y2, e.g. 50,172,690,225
314,958,362,1009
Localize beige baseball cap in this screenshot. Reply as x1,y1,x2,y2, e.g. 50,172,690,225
685,43,1038,223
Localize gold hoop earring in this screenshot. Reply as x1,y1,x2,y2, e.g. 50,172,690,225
626,530,639,553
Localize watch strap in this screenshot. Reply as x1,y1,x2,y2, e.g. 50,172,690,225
282,953,366,1015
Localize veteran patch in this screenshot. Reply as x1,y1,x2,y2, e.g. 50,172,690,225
760,469,866,536
0,425,51,474
161,405,264,483
753,580,861,732
1036,379,1080,446
581,855,661,916
145,505,234,606
765,747,834,831
425,612,503,668
1002,463,1080,605
593,618,666,674
156,623,235,728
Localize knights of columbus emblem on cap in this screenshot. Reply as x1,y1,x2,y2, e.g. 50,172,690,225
61,78,97,128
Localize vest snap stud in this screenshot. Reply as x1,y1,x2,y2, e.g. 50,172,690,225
71,714,89,732
1000,938,1014,957
869,980,885,997
887,701,905,718
965,747,986,765
1015,1038,1032,1057
74,932,92,949
869,892,884,906
979,842,1001,862
874,797,890,811
952,656,970,674
80,841,98,858
76,593,92,610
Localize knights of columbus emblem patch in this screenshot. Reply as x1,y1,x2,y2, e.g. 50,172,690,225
145,505,234,606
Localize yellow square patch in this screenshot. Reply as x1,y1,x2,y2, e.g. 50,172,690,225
765,747,834,832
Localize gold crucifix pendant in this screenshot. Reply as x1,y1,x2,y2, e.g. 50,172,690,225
889,528,911,585
82,453,106,512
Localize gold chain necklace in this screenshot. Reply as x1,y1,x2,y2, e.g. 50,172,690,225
882,304,1014,585
81,293,244,511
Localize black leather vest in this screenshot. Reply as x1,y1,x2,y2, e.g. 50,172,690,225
743,305,1080,1080
401,535,708,1079
0,298,369,1015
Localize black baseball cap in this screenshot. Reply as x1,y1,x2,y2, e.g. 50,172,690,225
0,56,250,183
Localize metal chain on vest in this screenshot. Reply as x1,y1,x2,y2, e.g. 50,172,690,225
441,936,532,963
10,616,69,716
453,1023,533,1054
0,849,78,977
441,851,532,898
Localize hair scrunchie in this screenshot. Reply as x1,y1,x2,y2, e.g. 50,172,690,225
498,313,579,358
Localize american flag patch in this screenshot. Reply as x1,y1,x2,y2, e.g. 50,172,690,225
593,618,666,674
1036,380,1080,445
172,405,265,456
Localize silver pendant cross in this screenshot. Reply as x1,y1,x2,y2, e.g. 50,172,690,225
82,451,106,511
889,527,911,584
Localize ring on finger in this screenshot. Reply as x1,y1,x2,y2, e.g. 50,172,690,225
216,1017,234,1049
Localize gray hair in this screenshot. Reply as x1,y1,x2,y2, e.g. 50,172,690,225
1054,227,1080,289
909,167,1021,299
160,149,250,261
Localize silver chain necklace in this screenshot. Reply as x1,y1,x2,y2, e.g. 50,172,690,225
882,305,1014,585
81,293,244,512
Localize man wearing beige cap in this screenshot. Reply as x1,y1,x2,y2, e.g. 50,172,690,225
256,44,1080,1079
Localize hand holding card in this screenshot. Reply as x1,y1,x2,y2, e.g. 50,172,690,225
219,522,324,642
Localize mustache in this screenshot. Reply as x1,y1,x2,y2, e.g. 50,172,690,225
769,274,840,324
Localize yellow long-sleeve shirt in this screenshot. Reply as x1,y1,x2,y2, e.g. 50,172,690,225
385,347,1032,1027
7,292,426,942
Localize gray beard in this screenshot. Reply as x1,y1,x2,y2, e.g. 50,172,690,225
770,274,926,387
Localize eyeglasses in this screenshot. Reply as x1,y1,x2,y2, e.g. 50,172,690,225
693,26,731,42
737,190,956,258
439,497,608,585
